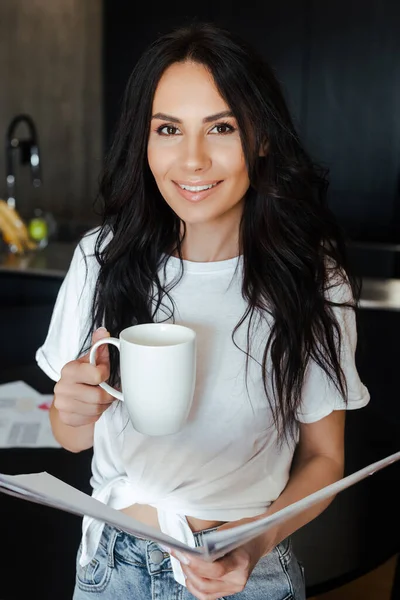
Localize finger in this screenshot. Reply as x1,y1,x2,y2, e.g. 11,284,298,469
91,327,110,365
58,411,102,427
183,559,249,598
80,327,110,366
60,361,110,388
184,569,237,600
54,387,114,414
172,551,237,579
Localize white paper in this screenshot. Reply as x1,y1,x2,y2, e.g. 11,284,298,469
202,449,400,559
0,381,60,448
0,449,399,559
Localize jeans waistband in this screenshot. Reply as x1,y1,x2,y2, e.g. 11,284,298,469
125,523,218,545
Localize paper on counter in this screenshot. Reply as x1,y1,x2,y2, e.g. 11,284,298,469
0,381,59,448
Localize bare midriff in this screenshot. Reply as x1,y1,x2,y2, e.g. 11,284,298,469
121,502,226,532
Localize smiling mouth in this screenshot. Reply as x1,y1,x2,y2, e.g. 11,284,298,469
173,180,223,203
175,181,222,192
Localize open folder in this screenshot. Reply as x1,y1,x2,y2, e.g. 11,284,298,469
1,450,400,562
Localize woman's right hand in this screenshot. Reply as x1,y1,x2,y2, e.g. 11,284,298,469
53,327,116,427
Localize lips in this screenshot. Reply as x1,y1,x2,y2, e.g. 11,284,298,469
173,180,222,203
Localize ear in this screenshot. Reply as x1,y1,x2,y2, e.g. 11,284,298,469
259,140,269,157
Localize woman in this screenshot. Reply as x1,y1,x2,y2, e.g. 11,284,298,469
36,22,369,600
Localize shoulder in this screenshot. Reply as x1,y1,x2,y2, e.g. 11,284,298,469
69,226,113,279
35,226,113,380
76,225,113,259
323,259,355,307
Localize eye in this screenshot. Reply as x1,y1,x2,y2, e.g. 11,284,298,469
156,125,181,136
209,122,236,135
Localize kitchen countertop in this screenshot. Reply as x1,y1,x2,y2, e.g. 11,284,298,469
0,242,76,277
0,244,399,310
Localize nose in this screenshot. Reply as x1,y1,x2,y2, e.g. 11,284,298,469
181,135,211,172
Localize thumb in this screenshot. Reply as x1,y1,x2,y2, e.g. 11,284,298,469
85,326,110,367
92,326,110,345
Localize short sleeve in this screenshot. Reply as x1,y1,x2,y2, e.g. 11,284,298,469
296,276,370,424
35,231,100,382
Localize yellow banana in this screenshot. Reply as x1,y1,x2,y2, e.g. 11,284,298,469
0,200,37,253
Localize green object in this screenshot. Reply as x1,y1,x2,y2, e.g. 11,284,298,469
29,217,48,242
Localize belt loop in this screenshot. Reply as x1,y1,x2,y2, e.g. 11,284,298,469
107,528,119,568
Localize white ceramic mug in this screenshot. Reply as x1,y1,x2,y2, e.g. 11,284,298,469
89,323,196,436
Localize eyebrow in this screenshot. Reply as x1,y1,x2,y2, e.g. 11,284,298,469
151,110,234,124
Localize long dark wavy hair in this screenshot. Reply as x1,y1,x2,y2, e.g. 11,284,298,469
82,22,360,441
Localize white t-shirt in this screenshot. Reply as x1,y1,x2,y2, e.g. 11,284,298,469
36,228,370,585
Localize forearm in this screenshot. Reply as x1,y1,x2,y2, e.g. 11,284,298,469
265,453,344,549
50,400,94,453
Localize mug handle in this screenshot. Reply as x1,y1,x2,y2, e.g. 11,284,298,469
89,337,124,401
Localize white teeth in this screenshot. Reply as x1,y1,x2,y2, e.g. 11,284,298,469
179,183,218,192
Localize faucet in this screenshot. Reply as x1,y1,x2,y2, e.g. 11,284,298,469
5,114,42,210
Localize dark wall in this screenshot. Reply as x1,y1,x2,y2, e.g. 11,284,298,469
102,0,400,244
1,1,102,225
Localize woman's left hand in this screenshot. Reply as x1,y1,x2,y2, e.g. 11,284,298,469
170,521,273,600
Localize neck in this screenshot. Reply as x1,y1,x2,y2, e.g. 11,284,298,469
178,204,242,262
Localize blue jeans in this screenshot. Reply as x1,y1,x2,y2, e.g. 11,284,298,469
73,523,305,599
